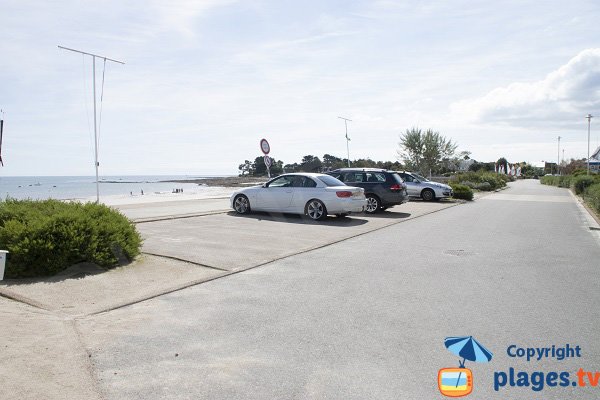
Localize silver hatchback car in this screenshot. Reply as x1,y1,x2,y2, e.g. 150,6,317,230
396,172,453,201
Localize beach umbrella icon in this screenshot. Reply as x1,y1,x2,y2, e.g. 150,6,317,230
444,336,493,388
445,336,493,366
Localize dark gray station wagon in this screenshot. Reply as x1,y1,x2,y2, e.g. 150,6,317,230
326,168,409,213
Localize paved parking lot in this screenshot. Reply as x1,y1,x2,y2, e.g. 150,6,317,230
136,200,459,272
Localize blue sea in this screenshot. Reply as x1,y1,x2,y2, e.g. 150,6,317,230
0,175,228,201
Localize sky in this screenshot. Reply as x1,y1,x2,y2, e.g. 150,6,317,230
1,0,600,176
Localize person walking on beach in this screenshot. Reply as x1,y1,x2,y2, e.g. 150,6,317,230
141,189,144,195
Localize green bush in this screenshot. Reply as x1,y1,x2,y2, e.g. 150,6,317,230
474,182,492,191
450,184,474,201
540,175,556,185
558,176,572,188
572,175,597,195
586,183,600,214
450,171,506,191
0,199,142,278
541,174,600,191
540,175,571,187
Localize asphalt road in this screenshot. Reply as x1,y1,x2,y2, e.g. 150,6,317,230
49,181,600,398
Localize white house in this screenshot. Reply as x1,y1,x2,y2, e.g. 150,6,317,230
590,145,600,173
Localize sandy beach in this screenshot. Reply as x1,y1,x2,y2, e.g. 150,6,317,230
87,176,267,207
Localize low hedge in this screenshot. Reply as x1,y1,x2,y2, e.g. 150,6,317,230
540,174,600,192
450,171,507,191
585,183,600,214
572,175,598,195
0,199,142,278
450,183,474,201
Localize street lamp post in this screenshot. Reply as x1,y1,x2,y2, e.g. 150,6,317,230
586,114,593,175
557,136,561,175
338,116,352,167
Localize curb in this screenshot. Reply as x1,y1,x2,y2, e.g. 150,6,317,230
568,189,600,227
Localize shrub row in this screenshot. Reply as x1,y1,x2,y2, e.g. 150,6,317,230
450,183,474,201
449,171,509,191
586,183,600,214
540,174,600,193
540,175,572,188
0,199,142,278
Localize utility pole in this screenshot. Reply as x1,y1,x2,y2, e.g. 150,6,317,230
586,114,593,175
59,45,124,202
557,136,561,175
338,116,352,167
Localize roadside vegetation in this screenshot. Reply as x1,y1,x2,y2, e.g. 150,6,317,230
540,170,600,215
0,199,142,278
449,183,474,200
449,171,513,191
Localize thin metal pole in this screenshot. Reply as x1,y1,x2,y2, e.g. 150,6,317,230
92,56,99,203
58,45,124,202
345,120,350,167
557,136,561,175
338,116,352,167
58,46,124,64
586,114,593,175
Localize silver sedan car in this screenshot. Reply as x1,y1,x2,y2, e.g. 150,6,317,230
396,171,453,201
230,173,367,221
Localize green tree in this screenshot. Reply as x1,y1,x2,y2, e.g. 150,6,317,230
252,156,283,176
284,163,299,173
398,127,457,175
299,155,322,172
238,160,254,176
322,154,345,170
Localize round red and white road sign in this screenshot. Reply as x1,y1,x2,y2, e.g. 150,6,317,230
260,138,270,155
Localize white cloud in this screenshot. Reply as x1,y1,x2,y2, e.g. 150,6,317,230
451,48,600,128
149,0,237,37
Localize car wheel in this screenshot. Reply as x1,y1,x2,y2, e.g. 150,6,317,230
306,199,327,221
233,194,251,214
365,195,380,213
421,189,435,201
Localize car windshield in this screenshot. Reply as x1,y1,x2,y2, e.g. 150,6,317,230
317,175,346,187
412,173,429,182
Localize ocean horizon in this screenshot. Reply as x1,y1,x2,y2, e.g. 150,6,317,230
0,175,235,201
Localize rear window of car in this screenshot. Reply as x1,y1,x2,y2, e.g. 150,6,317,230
390,173,404,183
317,175,346,187
343,172,364,183
365,172,386,183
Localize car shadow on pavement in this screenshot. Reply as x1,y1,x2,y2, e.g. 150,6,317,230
407,198,457,203
364,211,412,219
226,211,369,226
